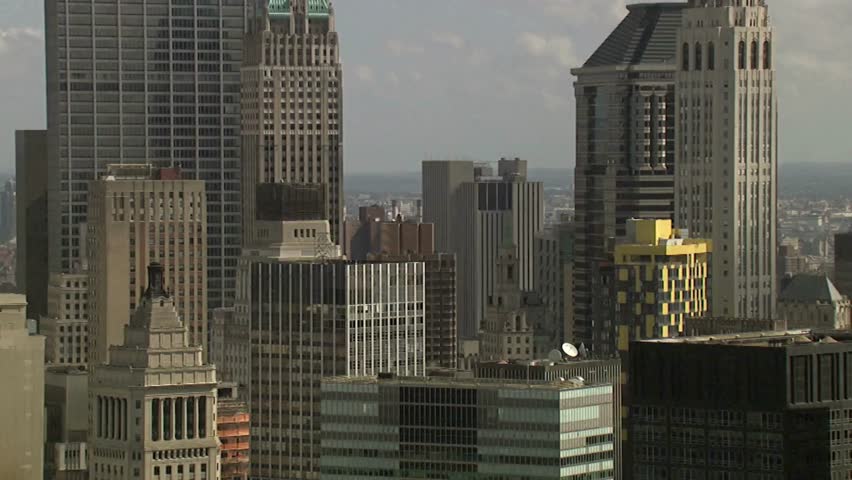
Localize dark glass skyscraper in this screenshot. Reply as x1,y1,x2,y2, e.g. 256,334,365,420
45,0,248,309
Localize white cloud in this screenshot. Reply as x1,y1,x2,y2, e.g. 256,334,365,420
517,33,578,67
386,39,424,56
0,27,42,55
354,65,375,83
431,31,465,49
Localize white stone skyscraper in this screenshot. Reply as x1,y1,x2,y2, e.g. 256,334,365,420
675,0,777,318
241,0,343,246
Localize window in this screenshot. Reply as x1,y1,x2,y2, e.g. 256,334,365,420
738,41,746,69
708,42,715,70
694,42,703,71
751,40,759,69
763,41,771,69
682,43,690,71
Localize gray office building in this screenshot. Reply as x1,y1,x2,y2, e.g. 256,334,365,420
44,0,248,309
423,159,543,339
321,372,617,480
571,3,685,353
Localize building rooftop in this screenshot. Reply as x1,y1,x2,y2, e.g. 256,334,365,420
323,373,597,391
780,274,845,303
581,3,686,69
0,293,26,307
268,0,330,17
642,329,852,347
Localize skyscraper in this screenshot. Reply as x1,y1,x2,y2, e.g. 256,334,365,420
87,165,208,365
89,263,219,480
675,0,778,318
0,294,44,480
15,130,49,320
572,3,685,352
0,180,16,244
44,0,247,310
422,159,543,339
240,0,343,246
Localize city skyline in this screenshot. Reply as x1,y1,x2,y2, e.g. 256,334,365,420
1,0,850,174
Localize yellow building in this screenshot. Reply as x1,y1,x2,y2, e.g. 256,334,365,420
615,219,711,353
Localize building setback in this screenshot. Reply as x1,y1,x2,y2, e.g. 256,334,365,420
87,165,207,365
41,272,89,367
240,0,344,246
89,264,219,480
321,373,617,480
0,294,44,480
630,330,852,479
15,129,49,320
571,3,685,352
675,0,778,318
44,0,246,310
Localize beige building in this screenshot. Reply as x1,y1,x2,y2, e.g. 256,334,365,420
241,0,344,246
675,0,778,319
87,164,207,365
45,367,89,479
0,294,44,479
779,274,851,330
41,272,89,366
89,264,219,480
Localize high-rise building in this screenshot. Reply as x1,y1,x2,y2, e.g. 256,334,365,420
778,274,851,330
571,3,685,352
675,0,778,318
240,0,343,246
422,159,543,339
368,252,458,369
614,219,711,354
41,272,89,367
15,130,50,320
44,0,247,310
834,232,852,298
0,294,44,479
321,372,617,480
217,383,250,480
44,366,89,480
236,182,425,479
89,263,219,480
344,213,435,261
0,179,16,244
87,165,207,365
630,329,852,479
535,217,575,344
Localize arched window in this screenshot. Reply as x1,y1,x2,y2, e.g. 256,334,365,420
763,40,771,69
751,40,759,69
694,42,703,71
708,42,715,70
682,43,690,71
738,41,746,69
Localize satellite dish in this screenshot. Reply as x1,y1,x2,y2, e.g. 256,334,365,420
562,343,579,358
548,349,563,363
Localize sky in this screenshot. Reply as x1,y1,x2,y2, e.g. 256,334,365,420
1,0,850,174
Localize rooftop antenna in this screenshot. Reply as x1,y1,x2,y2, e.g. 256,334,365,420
547,349,563,363
562,342,579,358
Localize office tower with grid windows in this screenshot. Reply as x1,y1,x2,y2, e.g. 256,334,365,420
41,272,90,367
675,0,778,318
571,3,686,353
44,0,247,311
89,264,219,480
240,0,343,247
87,165,207,366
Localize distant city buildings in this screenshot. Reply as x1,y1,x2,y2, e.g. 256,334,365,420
778,274,851,330
0,294,44,479
630,330,852,479
321,372,617,480
571,3,684,353
423,158,544,339
45,0,246,310
535,216,575,345
89,264,219,480
241,0,344,246
41,272,89,367
15,129,49,320
0,179,16,244
675,0,778,319
343,205,435,261
614,219,711,353
87,165,208,365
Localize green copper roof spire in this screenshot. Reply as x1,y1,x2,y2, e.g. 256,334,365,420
268,0,330,17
